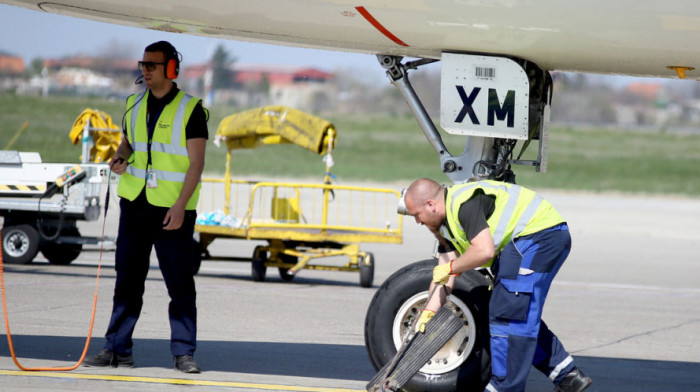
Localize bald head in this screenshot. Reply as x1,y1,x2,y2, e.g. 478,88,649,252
404,178,445,229
405,178,441,204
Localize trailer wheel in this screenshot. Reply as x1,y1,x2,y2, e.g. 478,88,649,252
251,246,267,282
40,227,82,265
364,259,492,392
278,253,296,281
2,224,40,264
359,252,374,288
278,268,295,281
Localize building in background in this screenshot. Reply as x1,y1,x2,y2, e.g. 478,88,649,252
2,54,700,129
182,63,336,112
0,52,25,74
0,52,26,92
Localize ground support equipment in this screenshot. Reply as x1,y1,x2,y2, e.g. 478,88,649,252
194,106,403,287
196,179,402,288
0,110,120,264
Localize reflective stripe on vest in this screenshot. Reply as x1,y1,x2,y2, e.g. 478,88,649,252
129,91,146,145
129,142,189,158
128,92,191,159
449,182,544,246
118,90,201,208
124,165,187,182
129,92,190,158
444,180,564,265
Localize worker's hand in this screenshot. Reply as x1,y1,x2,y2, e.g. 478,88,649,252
163,204,185,230
108,156,127,175
415,309,435,333
433,260,458,285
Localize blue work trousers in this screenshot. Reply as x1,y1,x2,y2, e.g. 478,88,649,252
104,192,198,357
485,224,576,392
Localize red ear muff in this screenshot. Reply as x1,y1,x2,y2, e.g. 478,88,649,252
166,58,179,79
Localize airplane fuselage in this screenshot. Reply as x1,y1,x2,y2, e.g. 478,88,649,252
3,0,700,79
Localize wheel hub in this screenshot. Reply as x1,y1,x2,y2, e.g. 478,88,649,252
6,232,28,257
392,291,477,375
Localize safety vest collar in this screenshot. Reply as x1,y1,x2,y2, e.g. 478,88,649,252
128,91,147,145
127,90,194,152
439,224,455,245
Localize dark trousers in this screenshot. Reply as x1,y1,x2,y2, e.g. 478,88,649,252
485,224,575,392
104,192,198,357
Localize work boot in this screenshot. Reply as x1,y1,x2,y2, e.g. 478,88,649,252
174,355,201,373
83,349,134,368
553,368,592,392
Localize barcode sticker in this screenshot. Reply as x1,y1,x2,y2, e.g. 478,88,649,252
475,66,495,79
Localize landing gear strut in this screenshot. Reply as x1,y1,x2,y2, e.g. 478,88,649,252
365,53,555,391
376,54,552,183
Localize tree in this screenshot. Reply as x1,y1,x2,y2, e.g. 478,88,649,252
210,44,236,90
29,58,44,76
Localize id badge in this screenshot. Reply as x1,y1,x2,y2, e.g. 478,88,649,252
147,169,158,188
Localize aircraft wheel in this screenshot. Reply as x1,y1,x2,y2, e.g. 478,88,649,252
2,224,40,264
359,252,374,288
364,259,492,391
251,246,267,282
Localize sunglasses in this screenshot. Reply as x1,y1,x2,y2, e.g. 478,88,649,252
138,61,166,72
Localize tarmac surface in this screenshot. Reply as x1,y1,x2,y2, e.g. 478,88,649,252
1,186,699,391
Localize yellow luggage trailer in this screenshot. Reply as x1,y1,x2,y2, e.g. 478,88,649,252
195,106,403,287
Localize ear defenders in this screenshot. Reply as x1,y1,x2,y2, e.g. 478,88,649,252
163,42,180,80
144,41,181,80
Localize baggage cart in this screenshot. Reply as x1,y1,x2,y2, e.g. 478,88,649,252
195,106,403,287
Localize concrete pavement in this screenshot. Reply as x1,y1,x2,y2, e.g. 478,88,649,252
0,188,699,391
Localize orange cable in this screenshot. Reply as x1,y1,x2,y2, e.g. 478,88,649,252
0,194,107,371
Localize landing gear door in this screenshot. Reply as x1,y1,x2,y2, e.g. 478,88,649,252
440,53,530,140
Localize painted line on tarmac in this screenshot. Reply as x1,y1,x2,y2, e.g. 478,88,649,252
0,370,363,391
555,280,700,294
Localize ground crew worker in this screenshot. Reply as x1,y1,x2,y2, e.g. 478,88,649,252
83,41,207,373
403,178,592,392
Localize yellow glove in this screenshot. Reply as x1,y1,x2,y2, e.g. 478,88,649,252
433,259,458,285
416,309,435,333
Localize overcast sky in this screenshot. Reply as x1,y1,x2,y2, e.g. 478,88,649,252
0,4,385,77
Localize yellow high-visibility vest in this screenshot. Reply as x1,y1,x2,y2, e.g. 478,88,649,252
117,90,201,209
441,180,565,267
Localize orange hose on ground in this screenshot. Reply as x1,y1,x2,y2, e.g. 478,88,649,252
0,212,105,371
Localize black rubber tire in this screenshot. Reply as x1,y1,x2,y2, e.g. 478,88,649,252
251,246,267,282
40,227,82,265
278,253,296,281
2,224,40,264
364,259,492,392
359,252,374,288
278,268,295,281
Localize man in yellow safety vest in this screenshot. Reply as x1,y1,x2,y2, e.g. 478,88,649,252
403,178,591,392
83,41,207,374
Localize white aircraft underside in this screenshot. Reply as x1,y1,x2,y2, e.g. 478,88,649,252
4,0,700,79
